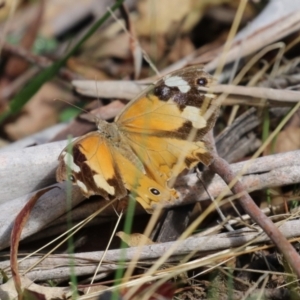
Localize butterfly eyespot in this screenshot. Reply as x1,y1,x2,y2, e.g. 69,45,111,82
69,175,75,182
149,188,160,196
196,77,208,86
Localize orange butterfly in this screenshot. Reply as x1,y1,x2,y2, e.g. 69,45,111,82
57,66,218,213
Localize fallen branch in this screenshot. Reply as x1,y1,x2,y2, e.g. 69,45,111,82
0,150,299,249
209,155,300,278
1,218,300,281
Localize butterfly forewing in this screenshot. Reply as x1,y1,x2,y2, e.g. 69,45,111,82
117,66,218,185
57,132,127,200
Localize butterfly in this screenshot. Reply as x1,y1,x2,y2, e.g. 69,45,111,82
56,66,219,213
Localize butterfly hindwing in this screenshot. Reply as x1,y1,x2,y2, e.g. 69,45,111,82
111,147,179,213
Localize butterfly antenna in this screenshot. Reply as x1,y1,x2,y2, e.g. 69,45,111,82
54,98,101,124
94,77,102,111
54,98,91,115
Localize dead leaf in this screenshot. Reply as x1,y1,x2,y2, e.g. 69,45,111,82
4,1,44,80
23,289,46,300
80,285,108,300
97,283,175,300
0,0,21,21
87,32,131,60
168,36,195,63
67,57,112,80
116,231,156,247
0,276,71,300
4,82,73,140
265,127,300,155
10,188,55,298
135,0,214,36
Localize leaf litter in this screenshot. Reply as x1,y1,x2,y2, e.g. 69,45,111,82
0,0,300,299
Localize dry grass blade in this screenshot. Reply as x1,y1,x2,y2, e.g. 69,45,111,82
210,155,300,278
72,80,300,107
205,1,300,72
72,80,147,99
0,150,299,250
208,84,300,106
2,217,300,282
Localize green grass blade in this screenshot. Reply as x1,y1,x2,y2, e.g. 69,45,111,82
0,0,124,124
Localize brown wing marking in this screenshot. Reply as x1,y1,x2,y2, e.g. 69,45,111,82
57,133,127,200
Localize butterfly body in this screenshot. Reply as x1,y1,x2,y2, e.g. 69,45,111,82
57,66,219,213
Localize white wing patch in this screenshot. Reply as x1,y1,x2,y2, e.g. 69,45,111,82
63,152,80,173
181,106,206,129
164,76,190,93
76,180,88,194
93,174,115,195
